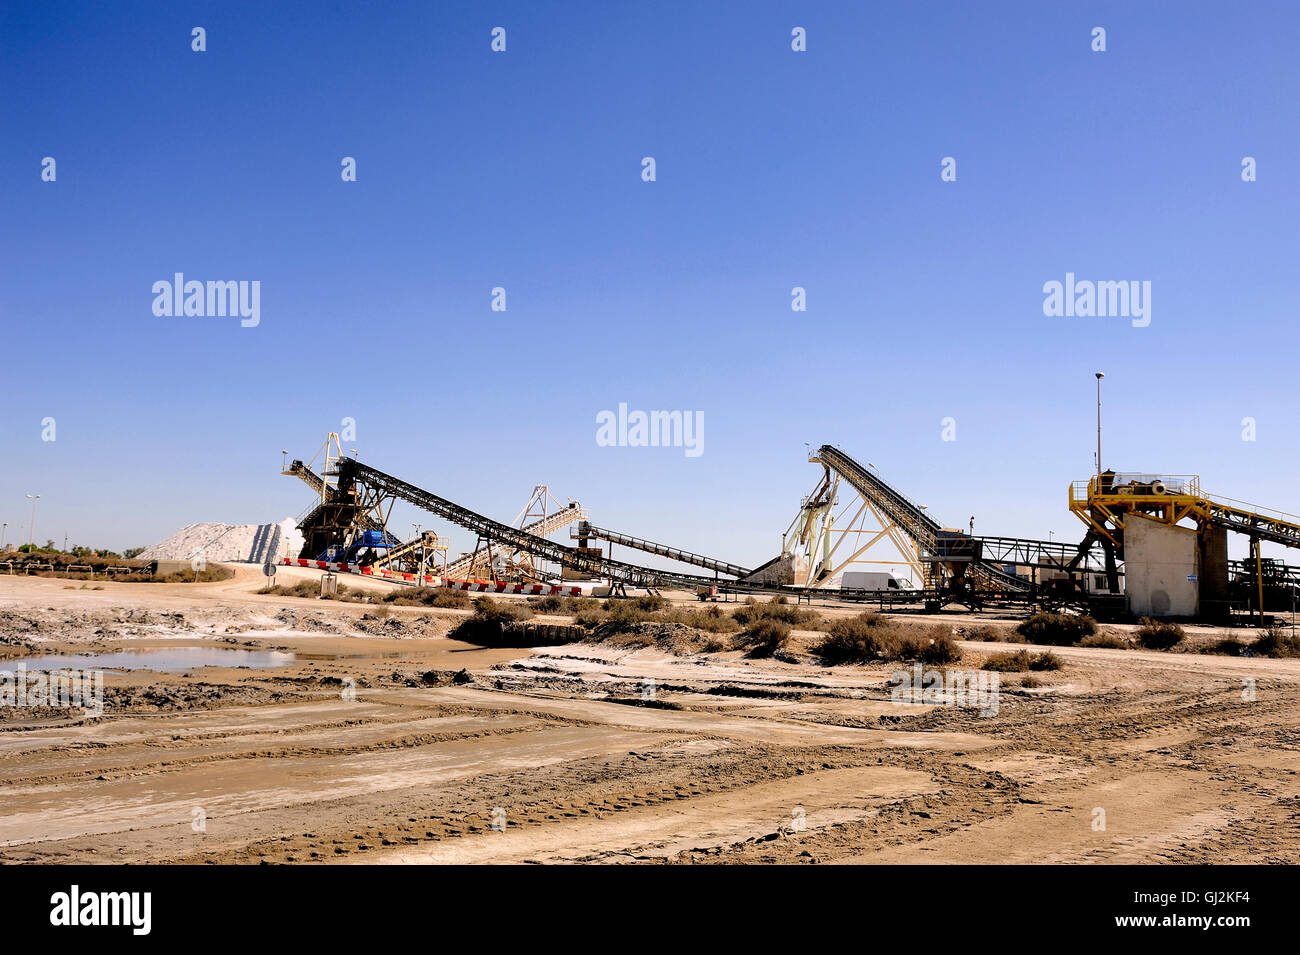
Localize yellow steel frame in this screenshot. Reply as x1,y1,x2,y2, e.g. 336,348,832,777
1069,474,1300,548
1068,476,1204,545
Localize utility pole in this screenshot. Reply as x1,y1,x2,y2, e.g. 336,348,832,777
25,494,40,546
1095,372,1105,478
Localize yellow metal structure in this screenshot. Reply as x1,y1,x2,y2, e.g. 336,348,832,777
1069,472,1300,551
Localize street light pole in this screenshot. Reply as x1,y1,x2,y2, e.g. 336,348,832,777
1095,372,1105,478
25,494,40,546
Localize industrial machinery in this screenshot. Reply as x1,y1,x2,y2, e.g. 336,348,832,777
1069,469,1300,619
280,436,1110,611
780,446,1104,610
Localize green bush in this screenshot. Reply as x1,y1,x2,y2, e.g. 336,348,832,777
1134,617,1185,650
1017,612,1097,646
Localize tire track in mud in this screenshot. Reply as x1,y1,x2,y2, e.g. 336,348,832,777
167,746,1018,865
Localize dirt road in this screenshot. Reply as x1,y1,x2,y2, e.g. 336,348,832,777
1,568,1296,864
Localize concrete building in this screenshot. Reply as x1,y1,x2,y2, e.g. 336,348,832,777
1124,515,1199,618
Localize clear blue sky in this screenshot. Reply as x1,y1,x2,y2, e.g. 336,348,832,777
2,0,1297,566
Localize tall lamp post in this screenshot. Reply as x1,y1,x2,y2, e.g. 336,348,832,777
1095,372,1105,478
25,494,40,547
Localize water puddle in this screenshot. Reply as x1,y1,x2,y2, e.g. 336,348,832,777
4,648,298,674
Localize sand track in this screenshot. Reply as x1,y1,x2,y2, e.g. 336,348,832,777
0,572,1296,864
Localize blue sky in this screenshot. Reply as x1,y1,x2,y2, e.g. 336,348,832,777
2,0,1297,567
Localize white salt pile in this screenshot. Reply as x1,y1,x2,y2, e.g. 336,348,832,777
140,518,304,564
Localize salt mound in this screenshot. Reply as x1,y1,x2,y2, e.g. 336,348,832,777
140,518,304,564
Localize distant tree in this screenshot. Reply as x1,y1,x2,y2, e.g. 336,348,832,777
122,547,145,559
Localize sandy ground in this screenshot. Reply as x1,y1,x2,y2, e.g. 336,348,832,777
1,565,1297,864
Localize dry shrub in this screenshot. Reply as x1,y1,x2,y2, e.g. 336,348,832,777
447,596,535,645
157,567,235,583
528,594,599,614
1079,632,1130,649
1252,626,1300,658
1204,636,1246,656
573,605,610,628
739,618,791,658
813,613,893,663
982,649,1063,672
384,587,472,609
1134,617,1185,650
1017,612,1097,646
660,604,741,633
814,615,960,664
261,579,350,600
733,596,817,628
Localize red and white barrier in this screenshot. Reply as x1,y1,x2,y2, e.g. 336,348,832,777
440,579,583,596
278,558,581,596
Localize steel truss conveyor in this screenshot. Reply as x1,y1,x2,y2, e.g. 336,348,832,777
575,522,752,579
333,459,916,598
324,458,1047,608
334,458,772,592
815,445,1033,594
